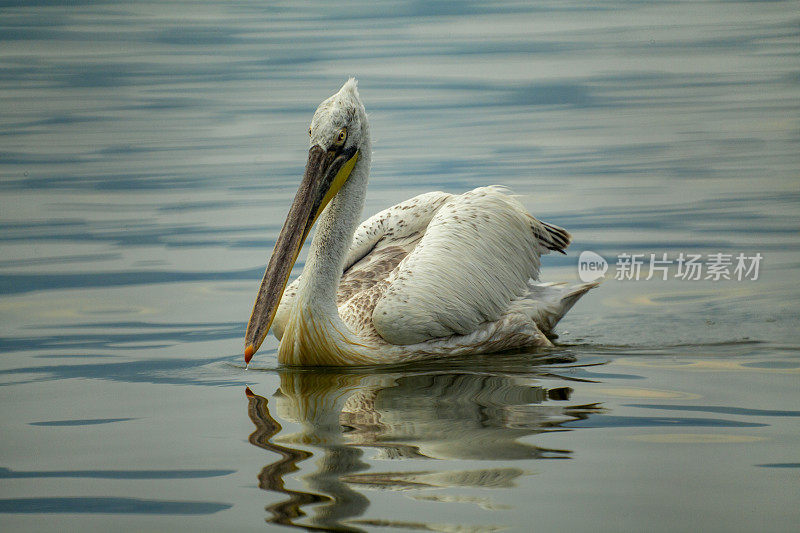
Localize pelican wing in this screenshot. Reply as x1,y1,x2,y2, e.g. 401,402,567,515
372,186,570,345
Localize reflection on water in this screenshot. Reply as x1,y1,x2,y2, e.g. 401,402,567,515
245,367,602,531
246,386,329,530
242,350,799,530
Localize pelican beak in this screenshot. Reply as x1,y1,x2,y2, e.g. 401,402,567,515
244,144,359,363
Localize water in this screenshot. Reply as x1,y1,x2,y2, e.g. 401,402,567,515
1,1,798,531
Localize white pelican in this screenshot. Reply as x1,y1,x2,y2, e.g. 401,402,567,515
244,79,597,366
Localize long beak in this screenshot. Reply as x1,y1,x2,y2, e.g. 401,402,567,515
244,144,359,363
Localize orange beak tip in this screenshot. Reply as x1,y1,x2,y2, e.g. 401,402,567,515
244,345,255,365
245,386,255,398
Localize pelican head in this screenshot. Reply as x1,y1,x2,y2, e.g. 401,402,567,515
244,79,367,363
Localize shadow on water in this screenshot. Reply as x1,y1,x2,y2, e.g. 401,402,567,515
0,320,246,387
0,467,235,480
1,321,243,353
0,497,231,515
244,361,603,531
0,356,239,387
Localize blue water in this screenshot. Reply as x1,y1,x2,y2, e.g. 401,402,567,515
1,1,799,531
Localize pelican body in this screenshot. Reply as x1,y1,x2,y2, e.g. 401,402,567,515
245,79,597,366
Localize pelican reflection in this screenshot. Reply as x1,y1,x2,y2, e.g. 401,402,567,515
245,367,601,531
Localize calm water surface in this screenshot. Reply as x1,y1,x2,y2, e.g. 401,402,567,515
1,1,799,531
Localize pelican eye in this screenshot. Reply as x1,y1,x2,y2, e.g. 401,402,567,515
308,127,312,137
334,127,347,146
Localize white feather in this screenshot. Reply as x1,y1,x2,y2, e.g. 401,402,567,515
373,186,547,344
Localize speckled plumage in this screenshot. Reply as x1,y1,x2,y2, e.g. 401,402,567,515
259,79,597,366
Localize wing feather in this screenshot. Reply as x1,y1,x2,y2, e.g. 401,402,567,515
372,186,569,345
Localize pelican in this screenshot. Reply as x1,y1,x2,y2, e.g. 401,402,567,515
244,79,598,366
